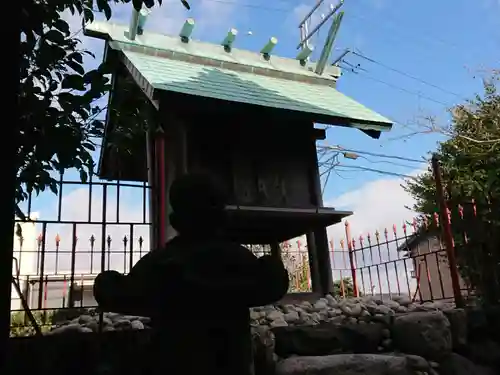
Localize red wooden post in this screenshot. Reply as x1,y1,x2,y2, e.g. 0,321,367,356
344,221,359,297
154,130,167,248
431,155,464,307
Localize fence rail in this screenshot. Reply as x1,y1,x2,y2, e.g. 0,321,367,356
9,174,500,336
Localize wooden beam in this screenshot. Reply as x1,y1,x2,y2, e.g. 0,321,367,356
312,128,327,140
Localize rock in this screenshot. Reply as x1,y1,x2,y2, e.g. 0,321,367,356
371,314,394,327
349,303,363,317
299,301,312,311
483,305,500,341
313,300,328,310
360,310,371,318
272,322,384,357
325,294,337,306
310,312,321,322
339,304,353,316
328,316,344,325
283,311,300,324
346,317,358,325
272,324,343,357
78,315,94,324
382,328,391,338
464,339,500,370
373,305,395,315
102,317,113,326
428,361,439,368
381,339,393,349
268,310,285,321
402,354,430,371
439,353,495,375
414,302,440,311
383,299,401,311
130,320,145,330
250,310,263,321
392,310,452,361
466,307,489,340
336,323,385,353
275,354,416,375
84,320,99,332
397,296,412,307
104,312,121,321
252,327,276,375
443,308,467,349
282,304,297,314
136,316,150,325
113,319,132,330
48,323,85,335
270,319,288,328
396,306,408,313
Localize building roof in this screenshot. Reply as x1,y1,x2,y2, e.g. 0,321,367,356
85,21,393,136
396,229,439,253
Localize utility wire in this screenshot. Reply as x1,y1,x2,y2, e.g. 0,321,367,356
317,145,429,164
355,155,419,170
350,51,466,100
335,164,419,180
344,12,489,58
339,62,450,107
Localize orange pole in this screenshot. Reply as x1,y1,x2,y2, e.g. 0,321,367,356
431,155,464,307
344,222,359,297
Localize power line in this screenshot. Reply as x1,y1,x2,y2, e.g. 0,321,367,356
318,145,429,164
177,0,288,12
339,62,451,107
335,164,419,180
345,12,484,58
355,155,420,169
350,51,466,100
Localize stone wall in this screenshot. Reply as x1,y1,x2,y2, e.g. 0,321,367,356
7,295,500,375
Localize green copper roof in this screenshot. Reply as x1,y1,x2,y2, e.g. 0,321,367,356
85,22,341,84
85,21,393,135
122,49,392,131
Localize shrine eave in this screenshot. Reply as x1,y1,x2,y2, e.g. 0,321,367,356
84,22,393,135
223,206,352,244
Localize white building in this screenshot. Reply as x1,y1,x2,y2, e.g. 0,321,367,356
11,215,98,312
11,214,39,311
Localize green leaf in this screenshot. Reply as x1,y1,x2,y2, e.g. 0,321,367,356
68,52,83,64
103,5,112,20
96,0,112,20
83,142,96,151
44,29,65,44
83,7,94,23
67,60,85,75
49,181,58,195
53,19,70,36
80,169,88,184
132,0,144,11
61,74,85,90
82,70,99,84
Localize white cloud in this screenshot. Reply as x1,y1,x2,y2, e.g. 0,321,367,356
283,172,422,296
24,169,423,300
289,1,335,48
61,0,238,54
324,174,420,296
26,186,151,277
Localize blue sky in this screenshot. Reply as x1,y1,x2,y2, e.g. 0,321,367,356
74,0,498,192
19,0,500,259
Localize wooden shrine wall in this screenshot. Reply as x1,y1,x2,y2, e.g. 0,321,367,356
181,119,319,209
